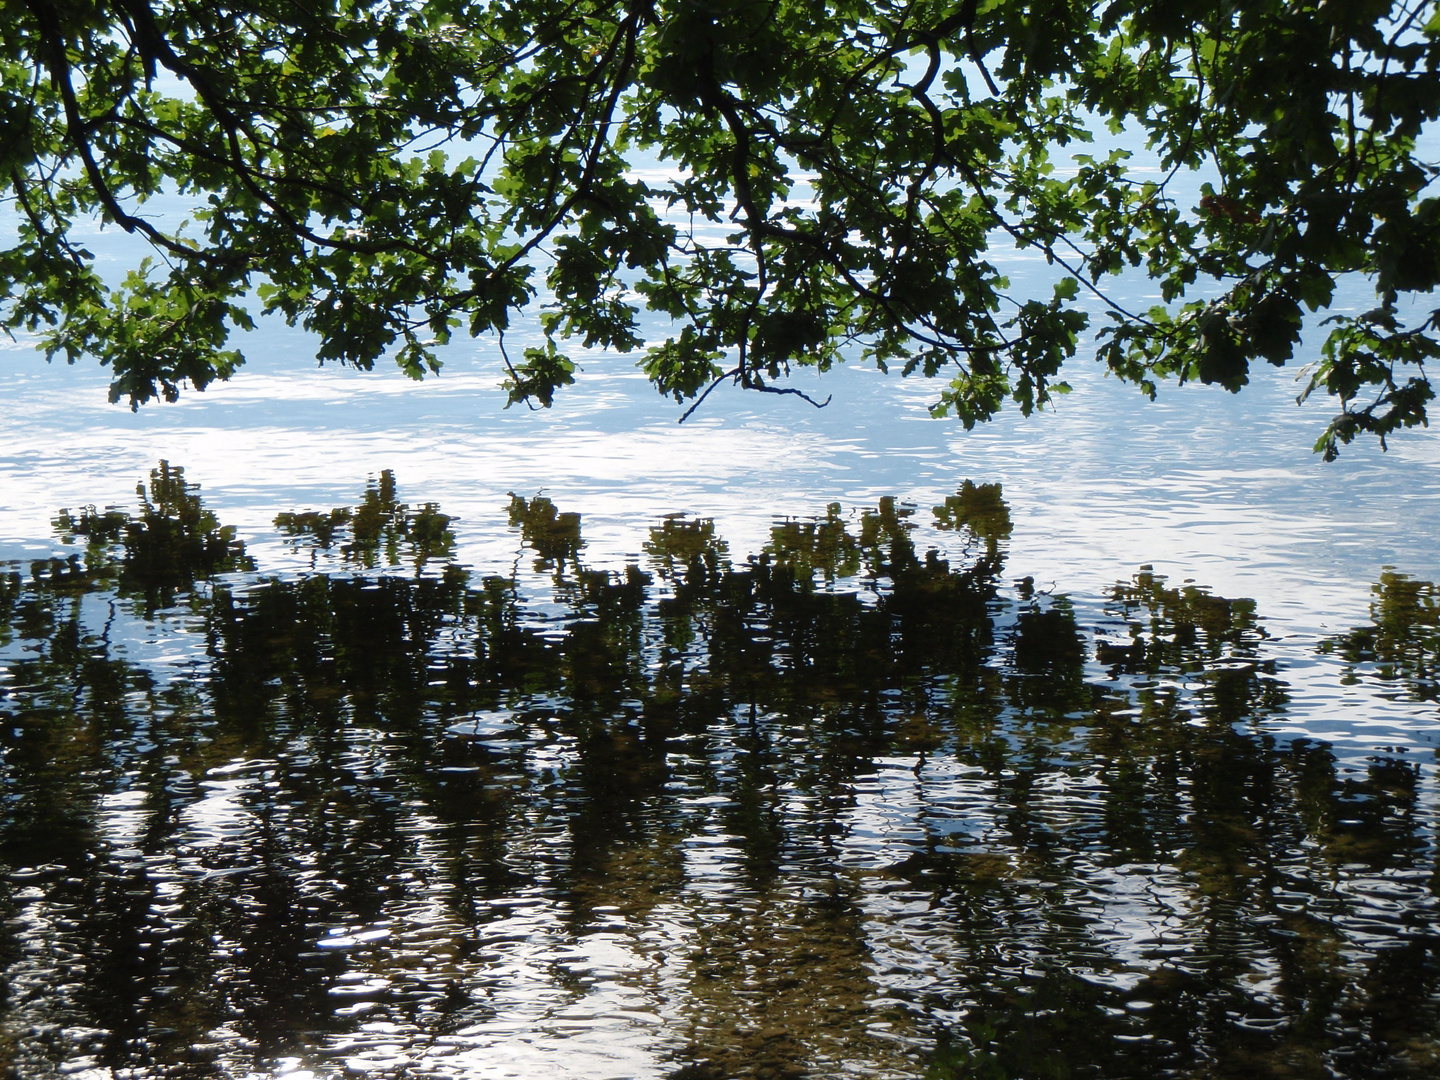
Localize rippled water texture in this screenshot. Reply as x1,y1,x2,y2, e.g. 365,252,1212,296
0,461,1438,1080
4,188,1440,1077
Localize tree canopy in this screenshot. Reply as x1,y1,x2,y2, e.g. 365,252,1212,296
3,0,1438,456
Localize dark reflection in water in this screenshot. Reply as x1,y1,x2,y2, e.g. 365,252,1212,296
0,465,1437,1080
1322,573,1440,707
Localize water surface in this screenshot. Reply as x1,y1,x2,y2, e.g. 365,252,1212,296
1,459,1438,1079
3,222,1440,1078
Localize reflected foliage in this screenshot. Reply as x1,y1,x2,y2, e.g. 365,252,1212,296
508,493,585,573
645,515,730,584
1323,571,1440,705
1102,565,1286,724
276,469,455,571
52,460,253,607
1,468,1437,1080
933,481,1013,559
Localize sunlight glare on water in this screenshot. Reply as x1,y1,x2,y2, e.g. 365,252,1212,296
4,188,1440,1080
4,289,1438,626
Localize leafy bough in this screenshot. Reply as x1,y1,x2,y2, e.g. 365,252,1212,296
2,0,1437,458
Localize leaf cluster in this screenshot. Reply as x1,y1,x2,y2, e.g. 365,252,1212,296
2,1,1438,454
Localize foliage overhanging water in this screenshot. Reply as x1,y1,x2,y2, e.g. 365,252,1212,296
5,160,1440,1074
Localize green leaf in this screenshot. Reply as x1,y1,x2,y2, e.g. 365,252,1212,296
1,0,1435,456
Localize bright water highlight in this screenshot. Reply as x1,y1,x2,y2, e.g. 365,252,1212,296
1,261,1440,1078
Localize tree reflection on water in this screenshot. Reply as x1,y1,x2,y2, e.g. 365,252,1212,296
0,465,1437,1079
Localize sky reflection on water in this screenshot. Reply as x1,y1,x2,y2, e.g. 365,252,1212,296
3,257,1440,1078
3,311,1439,631
0,460,1439,1078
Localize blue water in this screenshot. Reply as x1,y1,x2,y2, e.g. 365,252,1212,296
4,187,1440,1080
4,254,1437,623
6,276,1439,769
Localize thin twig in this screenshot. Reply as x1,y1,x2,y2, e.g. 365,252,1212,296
677,365,739,423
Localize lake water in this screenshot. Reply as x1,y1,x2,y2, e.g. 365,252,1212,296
3,232,1440,1078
